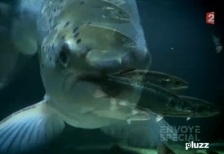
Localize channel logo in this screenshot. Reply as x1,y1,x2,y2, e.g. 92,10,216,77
206,12,215,25
185,141,209,150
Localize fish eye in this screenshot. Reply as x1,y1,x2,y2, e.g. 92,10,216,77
167,100,176,109
183,101,194,111
174,81,180,86
57,43,70,67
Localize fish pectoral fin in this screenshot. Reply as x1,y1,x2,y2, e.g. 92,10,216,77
101,113,177,148
0,97,65,153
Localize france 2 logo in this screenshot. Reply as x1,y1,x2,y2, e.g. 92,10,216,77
206,12,215,25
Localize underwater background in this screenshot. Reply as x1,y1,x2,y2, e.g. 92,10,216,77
0,0,224,153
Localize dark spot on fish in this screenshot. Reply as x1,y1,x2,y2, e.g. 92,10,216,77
46,46,50,52
117,11,122,15
74,33,80,38
73,27,79,33
87,21,92,25
61,35,66,39
64,22,70,28
80,1,84,4
49,17,52,23
76,39,81,44
52,44,55,50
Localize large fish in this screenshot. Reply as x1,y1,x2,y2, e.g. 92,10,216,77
0,1,37,90
0,0,170,153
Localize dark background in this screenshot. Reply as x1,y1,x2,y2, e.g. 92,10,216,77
0,0,224,153
138,0,224,141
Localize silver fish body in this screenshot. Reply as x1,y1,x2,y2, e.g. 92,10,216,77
38,0,154,129
111,68,189,91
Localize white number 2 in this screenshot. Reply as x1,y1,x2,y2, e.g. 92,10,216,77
208,14,214,23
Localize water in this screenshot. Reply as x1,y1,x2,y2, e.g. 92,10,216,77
0,0,224,154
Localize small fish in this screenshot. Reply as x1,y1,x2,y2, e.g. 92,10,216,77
72,24,137,64
77,72,190,114
178,96,220,117
77,73,219,122
103,70,219,120
149,95,220,120
111,68,189,91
